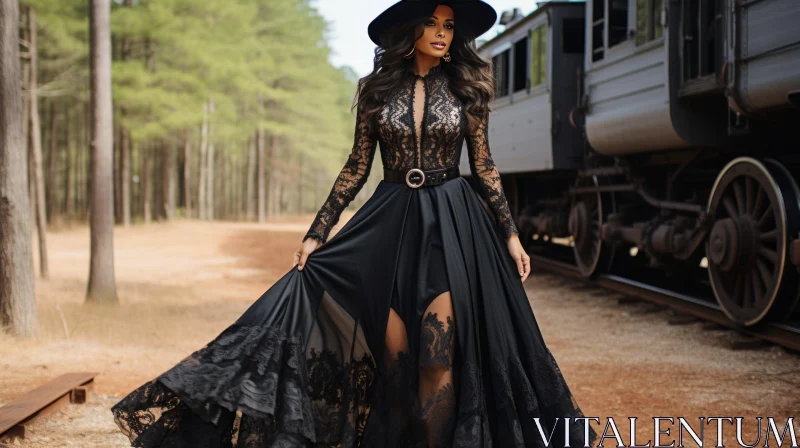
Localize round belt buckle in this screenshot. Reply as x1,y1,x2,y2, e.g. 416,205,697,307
405,168,425,188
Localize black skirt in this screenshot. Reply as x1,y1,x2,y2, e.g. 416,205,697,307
111,176,599,448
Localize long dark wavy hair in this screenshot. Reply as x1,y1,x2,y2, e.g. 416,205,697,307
353,14,495,136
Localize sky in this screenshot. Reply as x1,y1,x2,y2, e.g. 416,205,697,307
312,0,539,77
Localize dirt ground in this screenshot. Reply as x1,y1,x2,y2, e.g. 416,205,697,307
1,217,798,447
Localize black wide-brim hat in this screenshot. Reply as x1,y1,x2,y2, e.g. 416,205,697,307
368,0,498,46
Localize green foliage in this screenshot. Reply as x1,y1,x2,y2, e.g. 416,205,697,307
27,0,359,170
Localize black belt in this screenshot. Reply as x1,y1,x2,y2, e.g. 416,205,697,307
383,166,460,188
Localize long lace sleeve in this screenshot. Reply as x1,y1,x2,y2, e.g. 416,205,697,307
303,103,378,244
466,110,519,239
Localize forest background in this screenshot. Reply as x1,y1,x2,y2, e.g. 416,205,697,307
1,0,374,337
2,2,798,445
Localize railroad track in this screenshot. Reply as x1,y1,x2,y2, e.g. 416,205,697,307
529,253,800,353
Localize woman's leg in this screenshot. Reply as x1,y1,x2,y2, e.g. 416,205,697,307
385,307,409,369
418,290,457,447
384,307,414,440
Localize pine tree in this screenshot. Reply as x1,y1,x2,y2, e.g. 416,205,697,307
0,0,37,336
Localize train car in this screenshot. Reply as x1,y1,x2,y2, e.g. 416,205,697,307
459,1,588,262
463,0,800,329
458,1,586,176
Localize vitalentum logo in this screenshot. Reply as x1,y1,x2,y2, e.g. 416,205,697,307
534,417,798,448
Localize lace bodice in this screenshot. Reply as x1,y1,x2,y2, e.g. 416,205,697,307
303,63,519,243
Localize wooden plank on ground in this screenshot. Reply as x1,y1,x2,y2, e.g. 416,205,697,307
0,372,97,439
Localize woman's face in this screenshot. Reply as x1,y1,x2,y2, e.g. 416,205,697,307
414,5,454,58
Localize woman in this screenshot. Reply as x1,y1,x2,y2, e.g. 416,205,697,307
112,1,598,447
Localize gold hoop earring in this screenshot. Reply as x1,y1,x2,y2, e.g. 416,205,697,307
443,52,452,63
404,46,415,59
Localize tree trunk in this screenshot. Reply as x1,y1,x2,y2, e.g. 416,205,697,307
153,145,164,220
86,0,118,303
24,93,33,229
236,154,240,219
232,152,239,219
77,104,85,217
0,0,37,336
198,101,208,220
120,120,130,226
83,102,90,219
28,8,48,278
182,129,191,218
113,120,121,223
164,145,176,220
236,151,244,219
28,130,34,228
46,100,57,224
221,147,226,219
206,98,215,221
256,127,266,223
230,153,235,220
218,149,224,219
246,133,256,221
213,149,219,219
280,181,287,215
19,6,32,229
143,145,151,224
63,105,73,217
227,153,232,220
120,3,131,226
267,134,277,218
217,150,222,220
297,152,304,211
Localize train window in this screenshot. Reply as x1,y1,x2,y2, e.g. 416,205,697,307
562,18,584,54
530,24,547,87
593,0,630,61
609,0,629,47
492,50,510,97
636,0,664,45
592,0,604,61
513,38,528,92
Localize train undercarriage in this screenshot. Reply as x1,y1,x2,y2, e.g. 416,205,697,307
513,153,800,328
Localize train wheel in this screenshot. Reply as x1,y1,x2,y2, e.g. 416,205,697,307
706,157,800,326
569,176,614,277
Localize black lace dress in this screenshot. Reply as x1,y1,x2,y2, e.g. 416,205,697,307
111,63,598,448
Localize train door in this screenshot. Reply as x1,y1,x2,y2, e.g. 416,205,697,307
678,0,725,96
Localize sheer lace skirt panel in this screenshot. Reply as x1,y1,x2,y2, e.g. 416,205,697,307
382,291,457,448
111,288,378,448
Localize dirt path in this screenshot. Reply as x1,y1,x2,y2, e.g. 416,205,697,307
1,218,798,446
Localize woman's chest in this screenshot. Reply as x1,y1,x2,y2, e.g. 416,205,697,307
375,76,466,152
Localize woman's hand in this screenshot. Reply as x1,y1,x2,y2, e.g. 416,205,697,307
507,233,531,282
294,237,323,271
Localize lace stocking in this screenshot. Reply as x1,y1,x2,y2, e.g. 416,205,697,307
383,290,458,448
418,294,456,448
